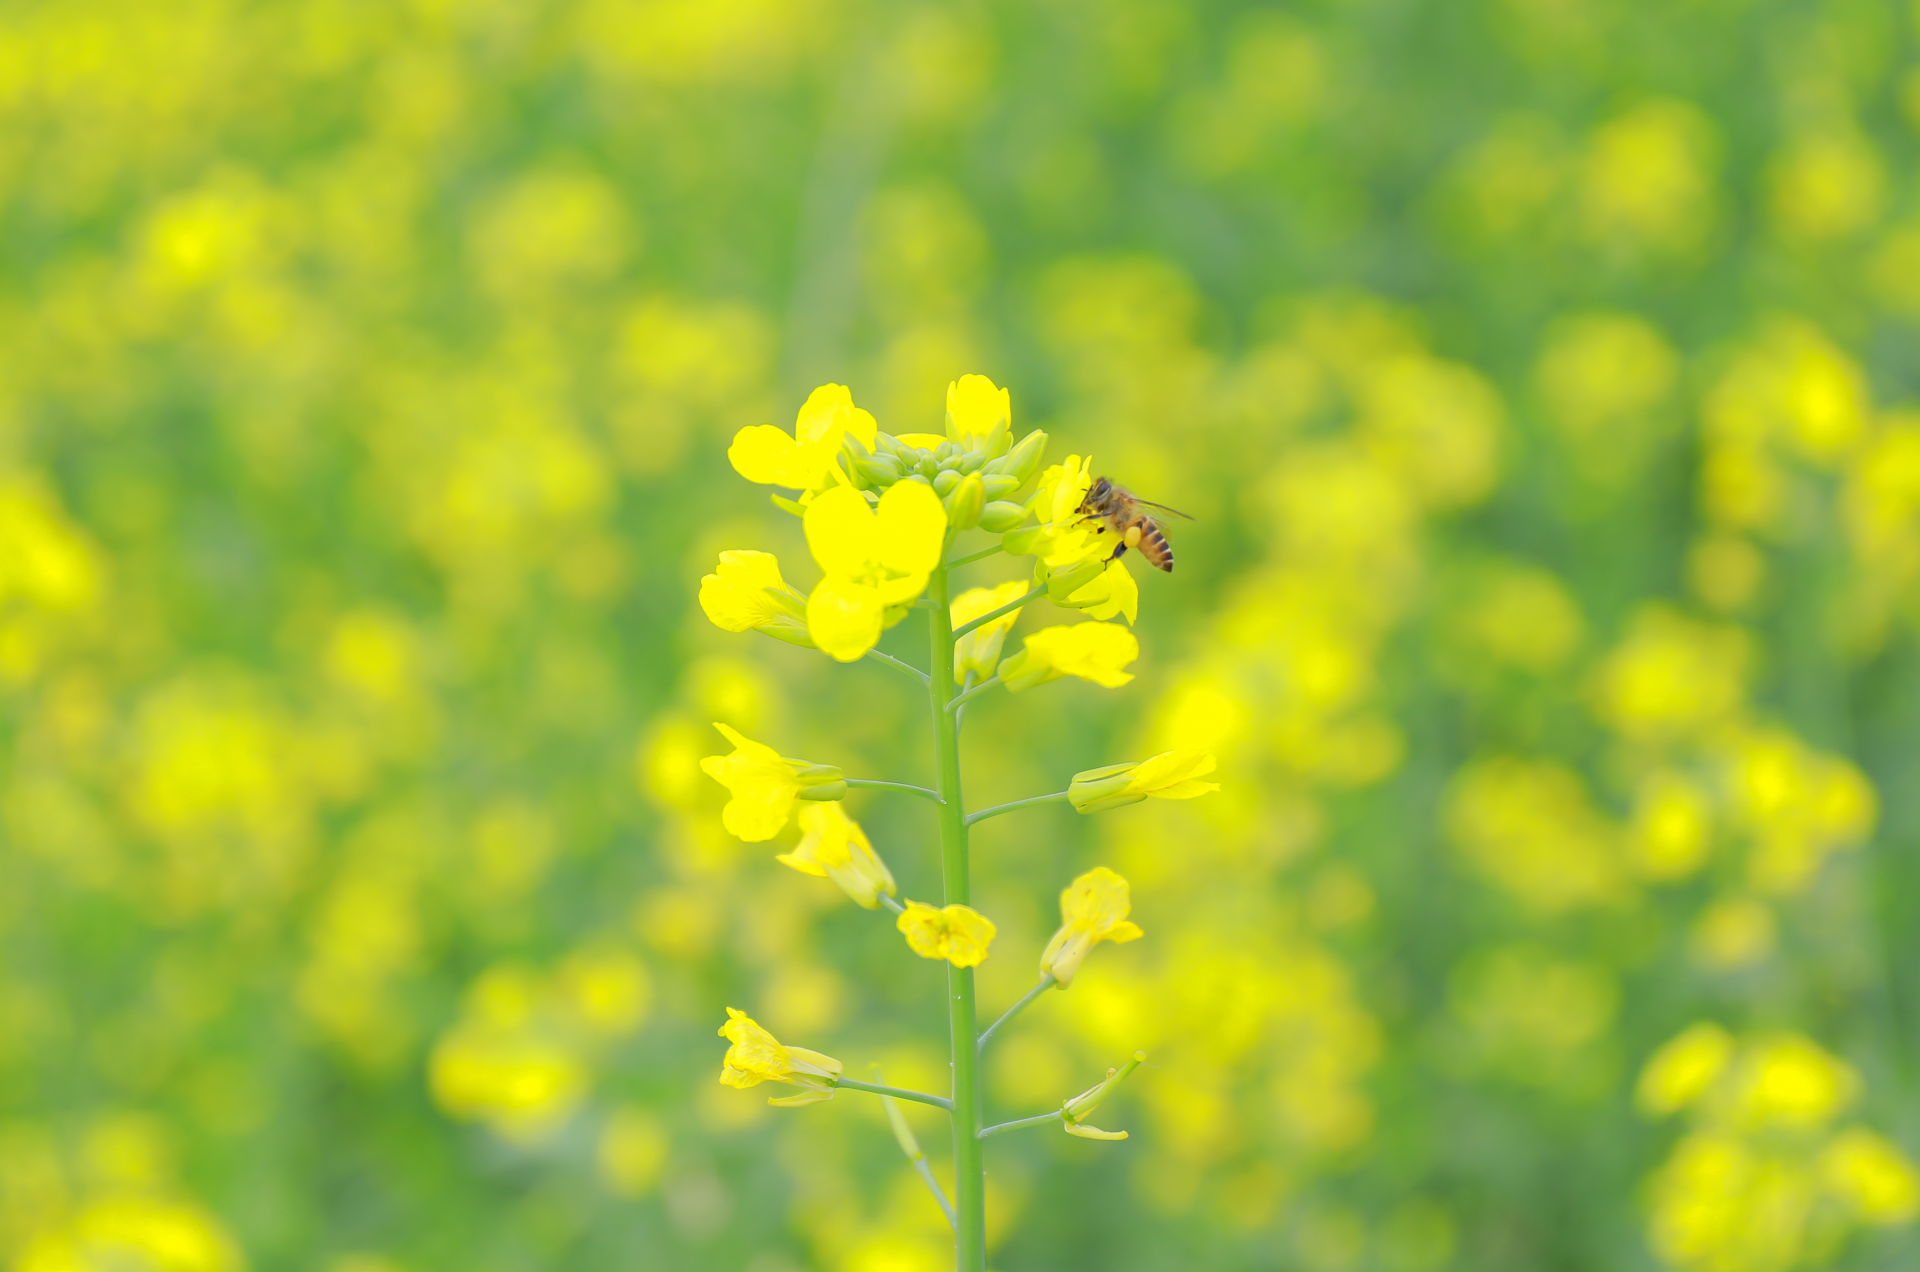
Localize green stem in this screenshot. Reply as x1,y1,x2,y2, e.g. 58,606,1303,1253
979,1110,1064,1139
947,543,1005,568
976,974,1055,1053
878,893,906,915
845,778,943,803
927,562,987,1272
965,791,1069,826
834,1077,953,1111
952,584,1043,640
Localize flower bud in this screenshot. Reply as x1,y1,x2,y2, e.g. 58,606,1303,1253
957,450,989,475
980,500,1029,533
984,429,1048,486
979,473,1021,500
933,469,961,496
855,454,905,487
914,453,939,480
873,432,913,460
1067,751,1219,814
946,472,986,530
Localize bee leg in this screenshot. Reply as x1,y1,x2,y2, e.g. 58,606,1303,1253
1109,542,1128,561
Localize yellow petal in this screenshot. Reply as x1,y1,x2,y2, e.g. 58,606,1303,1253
804,485,877,578
729,425,807,487
896,432,947,452
896,901,997,967
795,383,855,447
1126,750,1218,794
873,480,948,577
699,550,791,631
807,576,886,662
1061,866,1133,931
947,374,1011,447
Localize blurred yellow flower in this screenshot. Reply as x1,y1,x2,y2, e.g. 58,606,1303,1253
728,383,876,492
946,373,1011,452
998,622,1138,692
697,550,814,648
1068,750,1219,814
1821,1128,1920,1224
896,900,996,967
952,581,1030,683
429,1023,588,1143
717,1007,842,1106
776,802,897,910
1723,1034,1857,1131
1040,866,1144,986
17,1196,242,1272
804,482,948,661
1637,1022,1736,1117
699,723,845,842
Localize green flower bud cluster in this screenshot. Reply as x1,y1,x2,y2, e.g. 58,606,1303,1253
839,427,1050,533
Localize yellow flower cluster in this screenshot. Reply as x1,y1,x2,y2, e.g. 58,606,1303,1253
1638,1024,1920,1270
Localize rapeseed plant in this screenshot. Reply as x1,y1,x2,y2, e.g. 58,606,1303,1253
698,375,1216,1268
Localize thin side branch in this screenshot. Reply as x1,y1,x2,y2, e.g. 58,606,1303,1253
952,584,1044,640
978,1110,1064,1139
877,893,906,915
835,1077,953,1111
947,543,1005,568
946,676,1000,714
846,778,943,804
865,648,931,684
976,974,1055,1052
874,1066,956,1231
964,791,1069,827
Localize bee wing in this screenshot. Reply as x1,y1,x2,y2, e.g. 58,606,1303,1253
1134,499,1195,521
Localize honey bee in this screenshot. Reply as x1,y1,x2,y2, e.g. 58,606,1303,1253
1078,477,1193,573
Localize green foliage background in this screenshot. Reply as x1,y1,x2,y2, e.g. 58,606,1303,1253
6,1,1920,1270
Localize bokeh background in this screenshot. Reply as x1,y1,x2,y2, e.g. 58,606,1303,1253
8,1,1920,1269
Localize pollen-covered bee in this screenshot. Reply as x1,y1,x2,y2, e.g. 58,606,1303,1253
1078,477,1193,573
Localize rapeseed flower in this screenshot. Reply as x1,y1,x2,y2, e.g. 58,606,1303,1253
946,374,1012,453
699,724,846,842
728,383,876,494
777,803,897,909
999,622,1139,691
1042,556,1137,624
896,901,997,968
1040,866,1144,986
1060,1051,1147,1140
952,581,1030,684
1004,454,1107,568
804,482,947,661
1068,751,1220,814
717,1007,842,1106
698,550,814,647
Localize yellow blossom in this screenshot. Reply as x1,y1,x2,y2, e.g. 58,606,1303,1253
697,550,814,647
1004,454,1107,568
952,581,1030,684
804,482,948,661
1040,866,1144,986
717,1007,842,1106
998,622,1138,692
698,724,845,842
1068,750,1220,814
1637,1022,1736,1117
946,373,1012,452
728,383,877,492
896,900,997,967
1045,556,1138,624
1821,1128,1920,1224
776,802,897,909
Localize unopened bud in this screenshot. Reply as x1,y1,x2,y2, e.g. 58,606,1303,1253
985,429,1048,487
1043,557,1106,603
979,500,1028,533
947,472,986,530
933,469,961,497
855,454,905,487
790,762,847,801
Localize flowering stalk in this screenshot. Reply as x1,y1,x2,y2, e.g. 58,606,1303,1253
697,376,1218,1270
